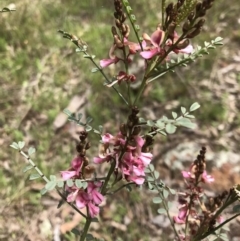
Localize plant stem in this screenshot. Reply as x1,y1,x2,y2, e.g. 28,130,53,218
80,217,92,241
161,0,166,27
133,76,148,105
100,160,116,195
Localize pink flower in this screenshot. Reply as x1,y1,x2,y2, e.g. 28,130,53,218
100,44,120,68
102,133,114,144
94,133,153,185
139,28,193,60
87,182,104,205
100,38,139,68
88,202,100,217
182,171,192,179
173,204,188,224
67,182,104,218
61,156,83,180
140,29,165,59
201,171,214,183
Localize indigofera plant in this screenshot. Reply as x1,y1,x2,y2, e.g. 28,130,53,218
11,0,240,241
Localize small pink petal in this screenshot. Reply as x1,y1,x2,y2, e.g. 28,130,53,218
88,202,100,217
178,44,193,54
93,156,107,164
102,133,114,143
60,171,77,180
202,171,214,183
100,58,118,68
139,152,153,166
151,29,165,47
134,135,144,148
173,216,185,224
75,193,88,209
140,48,159,59
129,175,145,185
67,189,78,202
182,171,191,179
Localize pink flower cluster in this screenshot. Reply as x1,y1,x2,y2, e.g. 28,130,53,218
182,164,214,184
173,163,216,240
100,27,193,68
174,165,214,225
61,157,104,218
94,133,153,185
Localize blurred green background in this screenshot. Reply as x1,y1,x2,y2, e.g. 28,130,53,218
1,0,240,240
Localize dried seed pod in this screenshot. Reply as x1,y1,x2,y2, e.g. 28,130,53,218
176,39,190,50
114,35,123,48
177,0,185,9
195,2,202,12
186,27,201,38
182,20,191,33
187,11,195,21
132,126,141,135
168,23,177,38
115,19,121,28
111,26,118,35
166,2,174,14
194,18,205,28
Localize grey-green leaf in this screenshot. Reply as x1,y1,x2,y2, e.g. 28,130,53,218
91,67,99,73
165,123,176,134
172,112,177,119
177,118,196,129
82,181,88,189
154,170,160,179
45,181,57,191
18,141,25,149
50,175,57,181
57,180,64,188
181,107,186,114
28,147,36,156
22,165,33,173
156,120,165,129
40,187,48,195
157,208,167,214
66,179,74,187
63,109,72,117
190,102,200,112
163,189,169,198
85,125,92,132
75,179,82,188
10,142,19,150
152,197,162,204
149,164,154,172
29,173,41,180
147,120,155,127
